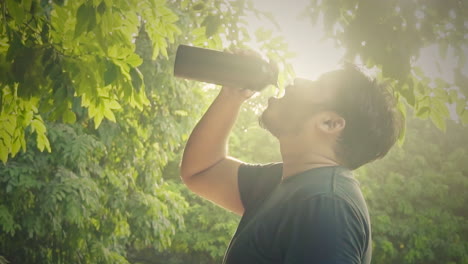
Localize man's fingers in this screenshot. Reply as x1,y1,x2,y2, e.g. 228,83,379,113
221,86,256,100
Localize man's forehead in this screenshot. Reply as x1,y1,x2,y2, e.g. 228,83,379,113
317,73,343,95
293,77,337,104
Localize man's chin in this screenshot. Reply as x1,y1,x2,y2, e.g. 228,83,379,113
258,112,280,138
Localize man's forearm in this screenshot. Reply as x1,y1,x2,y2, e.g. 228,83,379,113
180,88,246,181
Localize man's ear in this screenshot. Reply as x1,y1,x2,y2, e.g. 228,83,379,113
317,112,345,134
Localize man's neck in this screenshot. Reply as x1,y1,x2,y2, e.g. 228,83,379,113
279,140,339,180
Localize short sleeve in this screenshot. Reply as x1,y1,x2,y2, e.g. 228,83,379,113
237,163,282,212
282,195,368,264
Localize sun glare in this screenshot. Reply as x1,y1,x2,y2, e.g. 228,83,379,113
245,0,344,81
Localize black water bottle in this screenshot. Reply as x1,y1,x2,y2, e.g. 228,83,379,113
174,45,278,91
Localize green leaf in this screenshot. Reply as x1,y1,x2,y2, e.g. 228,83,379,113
104,61,118,86
11,137,21,155
191,26,206,38
21,110,34,126
108,100,121,110
6,0,25,26
432,99,449,119
100,10,112,34
97,1,106,14
37,134,51,152
202,15,221,38
31,118,46,135
0,129,12,148
112,59,131,82
126,53,143,67
103,108,116,122
0,140,8,163
63,110,77,124
2,118,15,137
430,110,447,132
415,106,430,118
93,111,104,129
87,7,97,32
75,4,92,38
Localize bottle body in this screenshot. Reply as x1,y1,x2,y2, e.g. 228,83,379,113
174,45,278,91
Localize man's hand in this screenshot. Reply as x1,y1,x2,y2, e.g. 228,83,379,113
219,86,255,102
220,47,268,98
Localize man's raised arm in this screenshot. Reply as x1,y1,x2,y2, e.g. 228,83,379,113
180,87,253,215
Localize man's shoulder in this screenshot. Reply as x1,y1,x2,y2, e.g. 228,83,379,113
282,166,369,220
283,166,358,198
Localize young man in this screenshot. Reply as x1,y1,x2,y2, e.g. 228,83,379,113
180,63,403,264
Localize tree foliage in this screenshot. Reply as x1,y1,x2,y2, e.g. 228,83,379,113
358,116,468,264
305,0,468,131
0,123,189,263
0,0,293,263
0,0,273,163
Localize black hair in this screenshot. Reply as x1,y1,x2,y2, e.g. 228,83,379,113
328,64,404,170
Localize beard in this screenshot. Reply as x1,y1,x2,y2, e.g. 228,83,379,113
259,107,290,138
259,103,316,138
258,110,272,134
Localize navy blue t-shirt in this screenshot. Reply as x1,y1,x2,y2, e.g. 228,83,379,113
223,163,372,264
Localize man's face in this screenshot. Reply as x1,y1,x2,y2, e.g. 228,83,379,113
259,74,338,137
